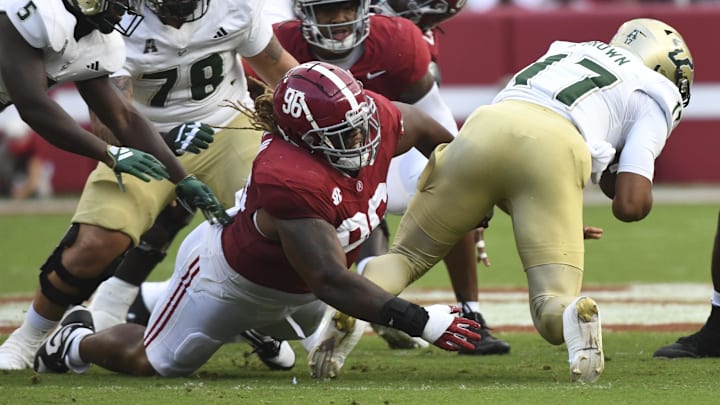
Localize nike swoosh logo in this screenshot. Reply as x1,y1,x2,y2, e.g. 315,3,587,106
366,70,387,80
46,326,71,356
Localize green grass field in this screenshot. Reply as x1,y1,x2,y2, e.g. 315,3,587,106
1,201,719,403
1,203,716,292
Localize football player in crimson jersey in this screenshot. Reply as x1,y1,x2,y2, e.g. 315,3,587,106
258,0,510,358
371,0,468,83
33,62,483,378
0,0,230,370
363,18,694,383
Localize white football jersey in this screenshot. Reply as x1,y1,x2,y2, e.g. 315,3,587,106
0,0,125,106
262,0,295,24
495,40,684,180
116,0,272,132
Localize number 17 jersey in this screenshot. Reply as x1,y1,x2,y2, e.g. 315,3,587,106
494,40,684,151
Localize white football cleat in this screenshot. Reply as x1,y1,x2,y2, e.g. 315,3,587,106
307,308,367,379
563,296,604,383
0,329,39,370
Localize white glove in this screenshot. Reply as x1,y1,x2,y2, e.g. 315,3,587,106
421,305,482,351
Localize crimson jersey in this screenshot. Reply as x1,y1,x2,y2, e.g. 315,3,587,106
274,15,430,101
221,92,403,294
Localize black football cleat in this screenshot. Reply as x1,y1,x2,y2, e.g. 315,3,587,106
239,329,296,370
34,306,95,373
458,311,511,355
654,327,720,358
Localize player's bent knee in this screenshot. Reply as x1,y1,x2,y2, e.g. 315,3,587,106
529,294,566,345
39,224,127,306
149,332,222,377
130,353,158,377
363,253,417,295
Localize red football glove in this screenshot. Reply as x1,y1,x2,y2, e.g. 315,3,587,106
421,305,482,351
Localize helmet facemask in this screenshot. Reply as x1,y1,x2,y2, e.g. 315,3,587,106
146,0,210,23
609,18,694,107
301,98,381,172
295,0,371,54
68,0,144,36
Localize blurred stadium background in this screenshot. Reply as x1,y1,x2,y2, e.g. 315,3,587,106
2,2,719,194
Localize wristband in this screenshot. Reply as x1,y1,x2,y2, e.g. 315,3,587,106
378,297,429,337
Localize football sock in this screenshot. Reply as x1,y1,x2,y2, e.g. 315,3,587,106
460,301,480,314
711,290,720,307
66,328,94,373
23,303,58,341
88,277,139,330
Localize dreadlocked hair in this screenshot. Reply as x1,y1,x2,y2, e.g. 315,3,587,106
221,76,277,133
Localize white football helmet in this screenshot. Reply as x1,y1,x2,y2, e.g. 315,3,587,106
65,0,144,36
295,0,371,54
609,18,694,107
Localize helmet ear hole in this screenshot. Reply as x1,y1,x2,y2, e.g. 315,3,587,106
302,132,323,148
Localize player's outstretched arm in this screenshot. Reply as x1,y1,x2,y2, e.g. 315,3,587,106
274,214,481,351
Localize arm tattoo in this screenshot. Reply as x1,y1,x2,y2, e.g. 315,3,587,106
89,76,133,145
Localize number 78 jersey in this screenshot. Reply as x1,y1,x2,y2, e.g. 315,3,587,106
494,40,684,149
115,0,272,132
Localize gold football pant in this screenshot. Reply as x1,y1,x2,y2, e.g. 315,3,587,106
364,100,591,344
72,114,261,245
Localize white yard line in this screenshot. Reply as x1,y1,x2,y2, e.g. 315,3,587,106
0,283,712,331
400,283,713,328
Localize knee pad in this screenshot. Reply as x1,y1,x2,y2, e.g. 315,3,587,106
151,332,221,377
140,202,195,251
39,224,126,306
526,264,583,345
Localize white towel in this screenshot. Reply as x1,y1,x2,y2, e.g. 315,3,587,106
587,141,616,184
